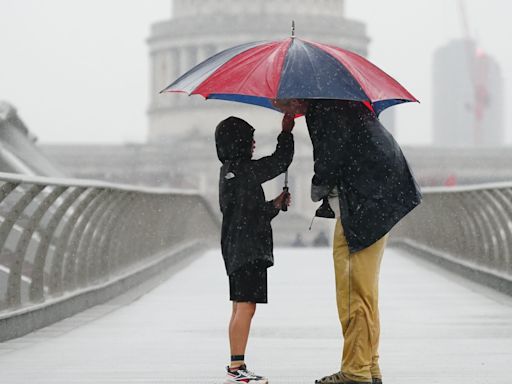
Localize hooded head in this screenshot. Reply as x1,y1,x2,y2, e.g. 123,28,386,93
215,116,255,162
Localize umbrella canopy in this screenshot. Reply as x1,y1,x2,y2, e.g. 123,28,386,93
161,37,418,115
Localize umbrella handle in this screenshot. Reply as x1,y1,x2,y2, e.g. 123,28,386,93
281,186,289,212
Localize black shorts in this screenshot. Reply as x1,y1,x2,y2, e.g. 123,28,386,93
229,263,268,303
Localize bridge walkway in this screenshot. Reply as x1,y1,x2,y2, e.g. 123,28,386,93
0,247,511,384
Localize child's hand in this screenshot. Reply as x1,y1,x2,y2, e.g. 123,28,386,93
282,113,295,133
273,191,292,209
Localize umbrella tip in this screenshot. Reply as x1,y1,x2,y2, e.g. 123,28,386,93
291,20,295,38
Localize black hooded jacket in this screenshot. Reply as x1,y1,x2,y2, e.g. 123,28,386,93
216,117,294,275
307,100,422,253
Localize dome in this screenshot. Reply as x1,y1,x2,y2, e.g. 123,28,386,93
147,0,369,143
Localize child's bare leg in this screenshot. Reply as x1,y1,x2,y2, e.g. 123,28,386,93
229,301,238,334
229,301,256,368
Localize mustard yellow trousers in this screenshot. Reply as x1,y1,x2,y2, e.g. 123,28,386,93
332,219,388,382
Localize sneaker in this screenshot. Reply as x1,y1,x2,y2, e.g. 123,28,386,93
225,364,268,383
315,371,371,384
372,379,382,384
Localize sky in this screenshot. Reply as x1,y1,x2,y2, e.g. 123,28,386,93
0,0,510,145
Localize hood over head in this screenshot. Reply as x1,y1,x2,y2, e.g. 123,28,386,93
215,116,255,162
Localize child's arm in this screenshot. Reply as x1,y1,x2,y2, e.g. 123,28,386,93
251,114,295,184
262,201,280,220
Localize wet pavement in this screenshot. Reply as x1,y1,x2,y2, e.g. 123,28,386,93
0,247,511,383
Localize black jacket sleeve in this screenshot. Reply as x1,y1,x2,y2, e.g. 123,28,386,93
311,107,348,188
250,132,294,184
263,200,280,220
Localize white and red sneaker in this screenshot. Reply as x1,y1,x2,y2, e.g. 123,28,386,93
224,364,268,383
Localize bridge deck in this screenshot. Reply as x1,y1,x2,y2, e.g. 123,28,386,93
0,247,511,383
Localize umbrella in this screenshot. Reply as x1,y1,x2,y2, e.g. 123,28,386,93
160,26,418,210
160,34,417,115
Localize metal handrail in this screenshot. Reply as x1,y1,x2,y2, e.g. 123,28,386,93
392,183,512,287
0,171,199,196
0,172,219,311
421,181,512,194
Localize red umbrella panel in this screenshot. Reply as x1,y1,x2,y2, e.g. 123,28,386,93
161,37,418,115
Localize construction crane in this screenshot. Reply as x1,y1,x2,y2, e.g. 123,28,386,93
458,0,490,145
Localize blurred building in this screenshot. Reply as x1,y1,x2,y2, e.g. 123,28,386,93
147,0,369,143
0,101,64,176
143,0,374,244
41,143,512,189
433,39,504,147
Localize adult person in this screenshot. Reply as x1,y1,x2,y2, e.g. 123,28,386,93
273,99,422,384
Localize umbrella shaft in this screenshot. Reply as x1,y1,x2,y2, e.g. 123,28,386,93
282,170,289,212
281,186,289,212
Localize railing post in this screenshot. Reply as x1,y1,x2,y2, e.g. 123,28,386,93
110,195,146,270
2,184,46,308
88,192,132,283
8,185,67,306
48,188,103,295
74,192,121,287
29,187,87,302
62,189,111,292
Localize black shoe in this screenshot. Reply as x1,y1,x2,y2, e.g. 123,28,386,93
315,371,371,384
372,379,382,384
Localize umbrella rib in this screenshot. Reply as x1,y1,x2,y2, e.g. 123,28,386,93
300,43,319,93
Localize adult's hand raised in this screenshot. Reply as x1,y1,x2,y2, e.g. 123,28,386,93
282,113,295,133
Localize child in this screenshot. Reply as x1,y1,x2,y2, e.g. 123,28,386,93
215,114,295,384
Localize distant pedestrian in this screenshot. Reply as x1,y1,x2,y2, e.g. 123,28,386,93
292,233,305,247
215,114,294,384
312,231,330,247
274,99,422,384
